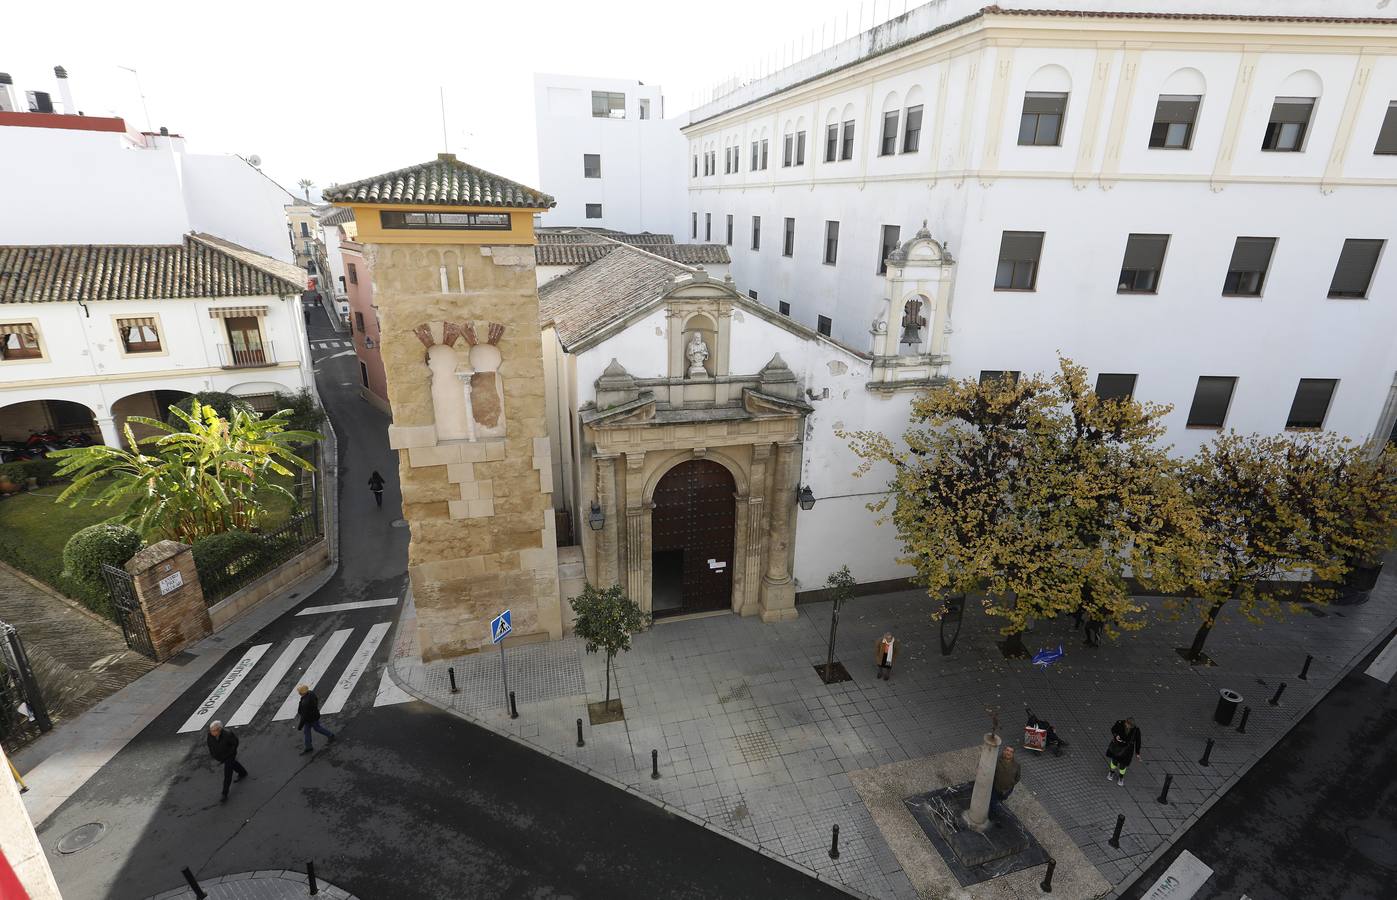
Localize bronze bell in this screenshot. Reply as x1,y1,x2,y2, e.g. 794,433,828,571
900,299,926,346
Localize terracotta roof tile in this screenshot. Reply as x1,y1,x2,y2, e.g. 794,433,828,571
0,234,305,303
982,5,1397,25
539,245,696,348
323,153,554,209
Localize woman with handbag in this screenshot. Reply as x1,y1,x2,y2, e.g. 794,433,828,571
1105,717,1142,785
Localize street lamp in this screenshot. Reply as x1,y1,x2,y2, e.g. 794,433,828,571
587,500,606,531
797,485,816,511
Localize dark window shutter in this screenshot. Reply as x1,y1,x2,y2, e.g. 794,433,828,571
1095,373,1137,402
1376,103,1397,154
1228,237,1276,271
1023,92,1067,115
1000,231,1044,262
1269,98,1315,125
1154,96,1200,124
1286,379,1337,429
1187,376,1237,427
1329,239,1383,297
1123,234,1169,269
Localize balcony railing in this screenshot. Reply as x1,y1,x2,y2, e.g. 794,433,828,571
217,342,277,368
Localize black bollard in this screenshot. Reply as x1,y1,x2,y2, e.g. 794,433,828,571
576,717,585,747
1156,774,1173,805
1108,814,1125,849
1199,737,1214,767
1299,654,1313,680
1040,856,1056,893
651,748,660,780
829,824,840,859
1236,705,1251,734
448,667,459,694
1269,681,1287,706
181,867,208,900
509,691,519,720
307,860,319,896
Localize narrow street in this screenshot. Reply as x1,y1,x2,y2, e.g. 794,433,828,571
1122,627,1397,900
31,308,849,900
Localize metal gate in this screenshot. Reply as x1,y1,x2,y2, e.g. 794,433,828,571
102,563,155,658
1,621,51,751
651,460,736,617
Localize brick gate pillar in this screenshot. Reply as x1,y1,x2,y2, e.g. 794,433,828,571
125,540,211,660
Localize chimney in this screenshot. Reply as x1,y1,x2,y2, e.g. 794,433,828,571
54,65,76,115
0,73,15,113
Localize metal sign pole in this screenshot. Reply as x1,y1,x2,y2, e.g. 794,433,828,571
499,640,509,712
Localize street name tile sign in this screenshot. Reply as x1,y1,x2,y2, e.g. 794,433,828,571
157,571,184,596
491,609,513,644
177,643,271,733
1143,850,1213,900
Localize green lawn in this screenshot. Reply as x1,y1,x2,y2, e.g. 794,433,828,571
0,476,305,604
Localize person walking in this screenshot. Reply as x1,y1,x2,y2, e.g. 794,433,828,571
206,721,247,802
295,684,336,754
989,745,1020,820
1105,717,1143,785
1083,615,1105,648
874,632,897,680
368,470,385,508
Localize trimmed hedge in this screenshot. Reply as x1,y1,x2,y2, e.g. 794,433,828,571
60,523,142,617
0,457,61,487
270,389,326,433
191,530,269,578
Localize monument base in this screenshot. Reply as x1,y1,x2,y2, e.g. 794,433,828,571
904,783,1048,887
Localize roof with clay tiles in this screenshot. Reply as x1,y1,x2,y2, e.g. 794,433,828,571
323,153,555,209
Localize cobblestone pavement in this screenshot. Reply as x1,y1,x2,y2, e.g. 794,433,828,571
0,562,154,732
392,574,1397,899
145,869,358,899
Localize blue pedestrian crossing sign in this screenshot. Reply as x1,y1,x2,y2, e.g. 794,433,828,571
490,609,513,644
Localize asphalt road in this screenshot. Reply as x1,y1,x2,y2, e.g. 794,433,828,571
1121,625,1397,900
35,307,851,900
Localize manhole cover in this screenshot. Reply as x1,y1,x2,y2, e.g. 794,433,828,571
391,519,409,528
56,822,106,854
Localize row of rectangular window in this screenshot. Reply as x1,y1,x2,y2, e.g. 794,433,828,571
737,292,828,336
1021,92,1397,155
995,231,1385,299
980,370,1341,431
694,95,1396,176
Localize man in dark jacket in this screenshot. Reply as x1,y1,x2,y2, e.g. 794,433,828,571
206,721,247,802
296,684,336,754
1106,717,1143,785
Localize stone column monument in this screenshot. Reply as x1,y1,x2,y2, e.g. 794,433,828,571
326,155,562,660
964,730,1003,832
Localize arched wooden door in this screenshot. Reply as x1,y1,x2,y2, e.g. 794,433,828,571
651,460,736,618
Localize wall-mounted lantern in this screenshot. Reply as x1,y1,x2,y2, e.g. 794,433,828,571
587,500,606,531
797,485,816,511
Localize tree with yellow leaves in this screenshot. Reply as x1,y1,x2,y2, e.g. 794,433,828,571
845,358,1202,645
1181,433,1397,663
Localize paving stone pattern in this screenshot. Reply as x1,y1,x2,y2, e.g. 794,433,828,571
145,869,357,900
394,576,1397,899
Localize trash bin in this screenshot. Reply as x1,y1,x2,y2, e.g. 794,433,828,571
1214,688,1242,726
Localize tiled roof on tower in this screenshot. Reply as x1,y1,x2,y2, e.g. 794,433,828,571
324,153,555,209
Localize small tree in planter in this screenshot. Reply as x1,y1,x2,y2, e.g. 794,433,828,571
570,583,650,723
817,566,857,684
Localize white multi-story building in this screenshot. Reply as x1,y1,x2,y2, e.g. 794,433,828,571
0,65,315,449
0,66,298,264
681,1,1397,457
534,73,687,235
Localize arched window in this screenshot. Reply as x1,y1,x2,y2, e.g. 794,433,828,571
1019,65,1072,147
879,92,901,157
902,86,925,154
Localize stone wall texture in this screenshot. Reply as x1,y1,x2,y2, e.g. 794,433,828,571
125,540,211,660
375,242,561,660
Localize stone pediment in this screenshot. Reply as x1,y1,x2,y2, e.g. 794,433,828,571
743,387,813,418
581,392,657,427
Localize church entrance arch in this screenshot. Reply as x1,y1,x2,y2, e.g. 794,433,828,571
650,459,736,618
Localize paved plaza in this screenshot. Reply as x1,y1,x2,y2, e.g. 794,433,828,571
144,870,357,900
392,572,1397,899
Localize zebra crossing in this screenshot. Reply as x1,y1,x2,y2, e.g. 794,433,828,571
176,622,408,734
309,339,353,350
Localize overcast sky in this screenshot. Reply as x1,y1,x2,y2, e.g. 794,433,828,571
7,0,909,200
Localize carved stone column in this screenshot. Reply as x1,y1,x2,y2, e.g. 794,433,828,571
740,443,773,616
760,441,799,622
622,452,648,611
594,452,620,588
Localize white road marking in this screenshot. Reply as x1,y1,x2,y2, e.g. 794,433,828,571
1364,633,1397,683
373,667,414,707
225,635,313,727
177,643,272,734
322,623,391,715
1142,850,1213,899
323,349,357,361
295,597,399,616
273,628,352,721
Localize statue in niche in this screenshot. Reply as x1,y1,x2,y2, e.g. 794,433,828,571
686,331,710,377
